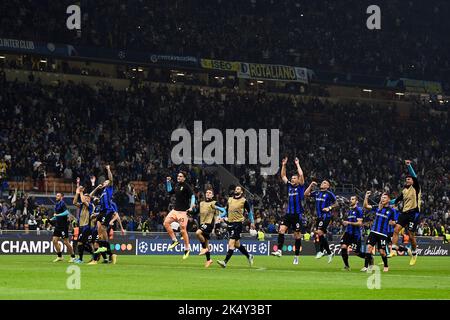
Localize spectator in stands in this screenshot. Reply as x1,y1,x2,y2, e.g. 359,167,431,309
126,183,137,216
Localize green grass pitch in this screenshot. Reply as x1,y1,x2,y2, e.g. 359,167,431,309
0,255,449,300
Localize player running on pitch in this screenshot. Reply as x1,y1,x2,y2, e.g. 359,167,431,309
389,160,422,266
164,171,196,259
196,187,226,267
304,179,338,263
51,192,76,262
271,157,305,265
362,191,396,272
217,186,255,268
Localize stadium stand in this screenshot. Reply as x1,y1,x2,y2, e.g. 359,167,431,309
1,0,449,86
0,78,448,234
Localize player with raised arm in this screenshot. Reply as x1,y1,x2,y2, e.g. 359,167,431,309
51,192,76,262
72,184,95,263
389,160,422,266
89,165,117,265
304,179,338,263
88,198,102,262
217,186,255,268
271,157,305,265
340,195,365,270
196,188,226,267
362,191,396,272
164,171,195,259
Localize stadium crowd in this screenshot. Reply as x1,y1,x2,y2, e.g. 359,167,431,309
0,75,449,237
1,0,449,86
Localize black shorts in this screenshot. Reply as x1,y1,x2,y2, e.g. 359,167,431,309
89,228,99,243
78,225,91,244
397,210,420,232
280,214,304,233
227,222,243,240
53,226,69,239
316,217,331,233
366,232,389,250
98,211,113,227
387,232,394,244
340,232,362,253
199,223,214,240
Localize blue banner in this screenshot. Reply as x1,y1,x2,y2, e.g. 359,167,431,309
136,239,271,256
0,37,199,68
0,37,75,57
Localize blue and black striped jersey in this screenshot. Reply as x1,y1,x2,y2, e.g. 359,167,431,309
311,190,336,219
286,181,304,216
100,186,114,213
370,206,395,236
54,200,68,228
346,206,363,238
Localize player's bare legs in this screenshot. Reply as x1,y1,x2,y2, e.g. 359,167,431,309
196,229,213,267
52,236,63,262
63,238,75,256
196,229,207,253
179,217,190,259
196,229,206,248
390,224,401,255
164,211,179,248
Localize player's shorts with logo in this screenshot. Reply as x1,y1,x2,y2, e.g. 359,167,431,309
78,225,91,243
166,210,188,229
90,227,99,243
340,232,362,253
280,214,305,233
53,226,69,239
227,222,243,240
315,217,331,232
98,210,114,226
397,210,420,232
366,232,389,250
387,232,394,244
199,223,214,240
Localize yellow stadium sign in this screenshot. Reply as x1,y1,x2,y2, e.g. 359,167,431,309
201,59,239,72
